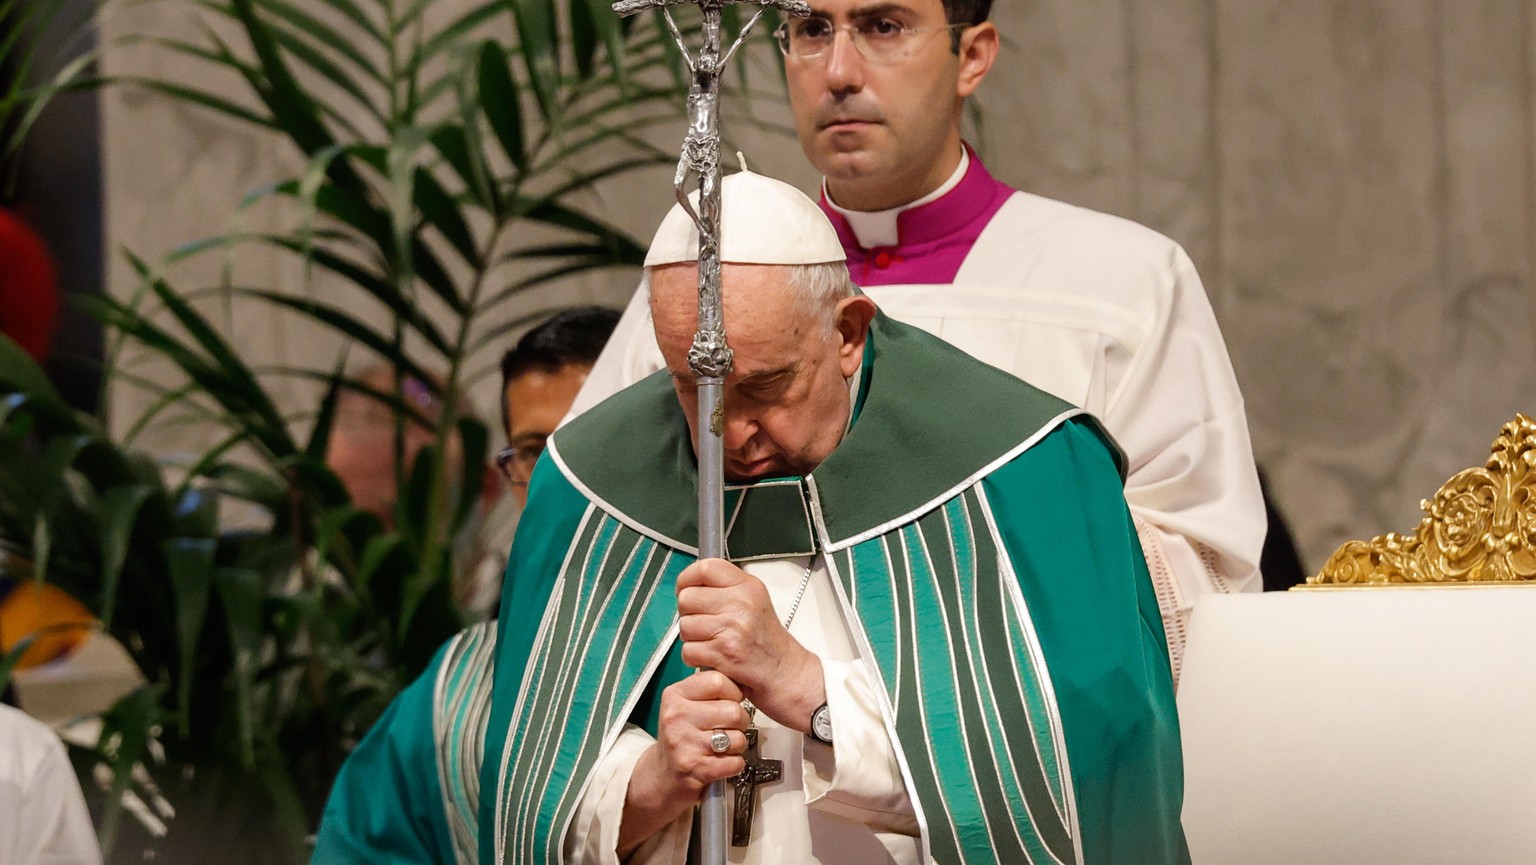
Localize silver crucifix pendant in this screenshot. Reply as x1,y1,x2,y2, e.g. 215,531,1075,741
729,726,783,846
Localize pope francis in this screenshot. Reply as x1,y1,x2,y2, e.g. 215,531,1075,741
313,171,1188,865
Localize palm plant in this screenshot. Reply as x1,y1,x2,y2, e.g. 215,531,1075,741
1,0,101,196
0,0,792,856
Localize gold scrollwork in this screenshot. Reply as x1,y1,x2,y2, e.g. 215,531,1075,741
1305,414,1536,587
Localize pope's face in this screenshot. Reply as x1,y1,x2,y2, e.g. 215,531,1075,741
650,264,868,482
784,0,992,210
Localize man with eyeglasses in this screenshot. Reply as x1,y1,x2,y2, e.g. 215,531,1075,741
495,306,622,509
569,0,1265,680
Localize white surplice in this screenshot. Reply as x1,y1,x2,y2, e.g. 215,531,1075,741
563,557,919,865
566,192,1265,680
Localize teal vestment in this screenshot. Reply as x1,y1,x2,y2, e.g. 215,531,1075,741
314,313,1189,865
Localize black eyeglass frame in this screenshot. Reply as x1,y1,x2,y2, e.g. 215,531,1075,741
494,445,542,487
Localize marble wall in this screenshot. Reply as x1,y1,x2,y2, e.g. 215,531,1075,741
100,1,1536,570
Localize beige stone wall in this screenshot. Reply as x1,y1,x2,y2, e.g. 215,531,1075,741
101,1,1536,570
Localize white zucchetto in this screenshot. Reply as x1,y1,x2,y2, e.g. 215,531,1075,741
644,170,847,267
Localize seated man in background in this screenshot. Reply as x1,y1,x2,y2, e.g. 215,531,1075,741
495,306,621,510
311,306,625,863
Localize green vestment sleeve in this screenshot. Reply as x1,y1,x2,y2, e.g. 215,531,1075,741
982,418,1191,865
311,643,456,865
477,456,597,865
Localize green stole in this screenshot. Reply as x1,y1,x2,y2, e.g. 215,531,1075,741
482,313,1124,865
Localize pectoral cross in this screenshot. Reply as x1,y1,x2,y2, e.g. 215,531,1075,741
729,726,782,847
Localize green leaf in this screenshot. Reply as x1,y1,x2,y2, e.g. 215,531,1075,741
411,3,506,71
215,566,264,765
309,0,384,44
0,631,37,694
516,199,647,261
477,40,526,172
537,153,676,202
229,0,335,156
0,390,85,440
305,358,347,463
510,0,560,122
172,486,220,539
260,22,384,130
27,433,94,583
275,452,351,513
93,685,165,855
235,290,439,386
245,236,451,354
452,417,489,529
120,77,277,130
201,463,286,511
0,0,95,185
413,164,482,268
115,255,298,457
569,0,600,80
469,302,586,353
588,0,629,87
253,0,386,87
118,379,218,449
384,126,429,280
310,504,378,584
354,532,410,608
164,537,217,736
96,484,158,631
529,111,677,173
265,177,468,316
395,442,438,550
0,333,63,404
429,122,492,211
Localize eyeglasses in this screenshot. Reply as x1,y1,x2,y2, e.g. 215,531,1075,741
494,444,543,487
773,17,967,63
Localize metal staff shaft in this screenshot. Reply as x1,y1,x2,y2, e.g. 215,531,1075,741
690,12,730,849
609,1,809,862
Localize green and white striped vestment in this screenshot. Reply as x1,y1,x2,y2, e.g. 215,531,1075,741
476,313,1189,865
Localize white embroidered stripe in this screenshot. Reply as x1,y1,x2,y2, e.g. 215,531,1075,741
434,622,496,865
513,522,639,861
491,507,599,865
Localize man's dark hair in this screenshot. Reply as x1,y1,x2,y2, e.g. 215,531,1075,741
942,0,991,51
499,305,621,429
943,0,992,26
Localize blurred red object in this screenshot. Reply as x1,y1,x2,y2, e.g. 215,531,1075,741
0,206,60,361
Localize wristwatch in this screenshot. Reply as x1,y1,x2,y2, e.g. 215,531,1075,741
809,702,833,745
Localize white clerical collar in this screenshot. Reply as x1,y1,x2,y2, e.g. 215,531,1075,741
823,146,970,249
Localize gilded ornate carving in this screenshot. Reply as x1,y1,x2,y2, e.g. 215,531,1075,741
1306,414,1536,586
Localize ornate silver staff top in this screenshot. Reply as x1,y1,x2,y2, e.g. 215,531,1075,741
610,0,809,863
614,0,809,382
